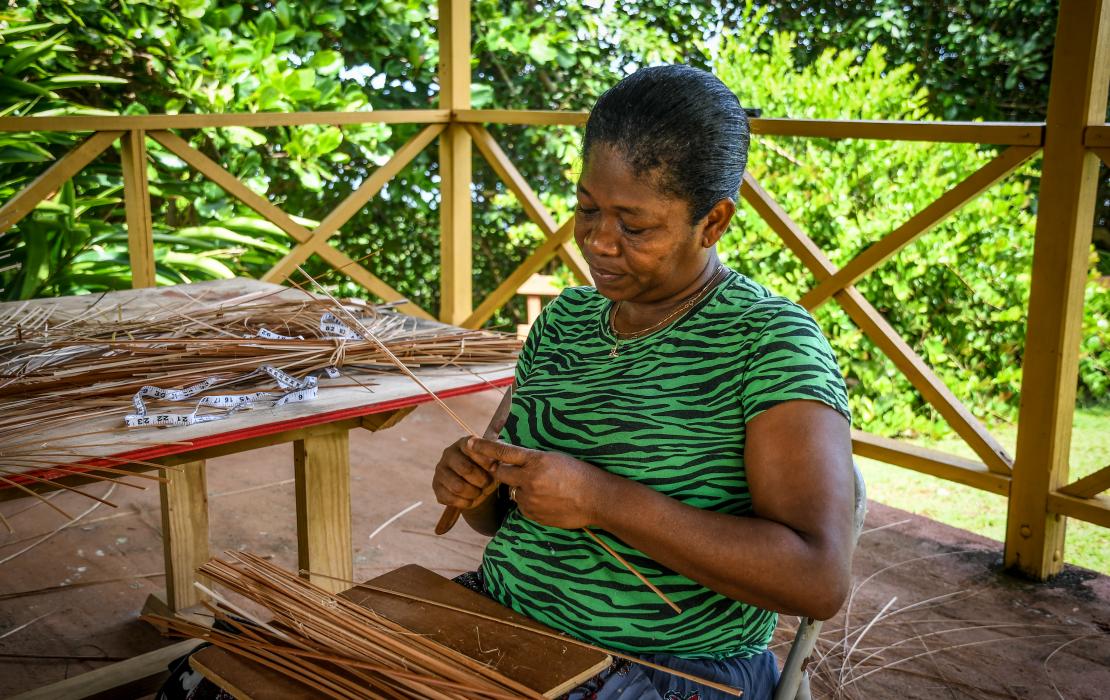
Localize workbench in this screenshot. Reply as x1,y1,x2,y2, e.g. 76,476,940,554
0,279,515,611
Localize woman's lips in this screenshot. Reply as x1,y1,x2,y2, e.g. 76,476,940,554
590,268,625,285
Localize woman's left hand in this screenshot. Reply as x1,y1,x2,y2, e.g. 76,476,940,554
461,437,609,530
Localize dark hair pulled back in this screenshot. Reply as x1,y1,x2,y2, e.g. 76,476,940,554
583,65,750,223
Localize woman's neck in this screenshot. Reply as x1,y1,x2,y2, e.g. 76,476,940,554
612,255,724,335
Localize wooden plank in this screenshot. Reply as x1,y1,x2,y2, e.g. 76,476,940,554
0,130,121,235
294,427,352,594
120,129,156,288
1058,464,1110,498
799,146,1040,310
741,174,1014,476
464,218,575,328
360,406,415,432
263,124,444,283
1005,0,1110,580
750,118,1044,145
517,273,561,296
9,639,202,700
1046,492,1110,529
455,109,589,126
160,458,209,610
1082,124,1110,146
437,0,473,324
148,130,432,319
852,430,1010,496
464,123,591,284
1091,146,1110,166
0,110,450,132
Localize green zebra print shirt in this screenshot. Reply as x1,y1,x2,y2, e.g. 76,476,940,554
480,268,851,659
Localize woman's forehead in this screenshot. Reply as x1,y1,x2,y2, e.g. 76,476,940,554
578,145,683,215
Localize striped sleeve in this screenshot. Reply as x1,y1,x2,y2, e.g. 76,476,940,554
513,294,554,386
737,297,851,424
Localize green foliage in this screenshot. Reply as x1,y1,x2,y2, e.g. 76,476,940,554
712,18,1109,433
746,0,1059,123
0,0,1106,435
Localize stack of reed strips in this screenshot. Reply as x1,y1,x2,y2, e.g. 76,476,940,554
0,291,519,524
145,551,543,700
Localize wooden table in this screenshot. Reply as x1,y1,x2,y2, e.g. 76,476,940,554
0,279,515,611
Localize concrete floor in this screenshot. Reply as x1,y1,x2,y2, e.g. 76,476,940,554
1,389,1107,698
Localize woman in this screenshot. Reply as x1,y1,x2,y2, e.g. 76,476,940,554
433,65,855,700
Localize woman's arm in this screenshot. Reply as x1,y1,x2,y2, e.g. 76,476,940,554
431,386,515,536
464,399,856,620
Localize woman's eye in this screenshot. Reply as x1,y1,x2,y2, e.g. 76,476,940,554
575,205,598,216
620,222,645,235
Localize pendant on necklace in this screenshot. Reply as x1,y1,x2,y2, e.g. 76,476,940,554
608,341,620,358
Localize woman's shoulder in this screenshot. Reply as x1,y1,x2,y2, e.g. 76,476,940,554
711,271,801,324
543,285,608,317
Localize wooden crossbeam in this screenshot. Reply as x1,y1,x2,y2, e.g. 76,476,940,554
742,174,1013,475
0,130,121,236
798,146,1040,310
0,110,450,132
464,123,590,285
455,109,589,126
750,118,1044,145
1058,464,1110,499
851,430,1010,496
463,218,575,329
1046,492,1110,529
264,124,445,283
147,130,432,319
1083,124,1110,147
1091,147,1110,166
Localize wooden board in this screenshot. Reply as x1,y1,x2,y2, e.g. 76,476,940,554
0,279,514,495
191,564,610,699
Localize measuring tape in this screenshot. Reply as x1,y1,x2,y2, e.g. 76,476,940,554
124,365,325,428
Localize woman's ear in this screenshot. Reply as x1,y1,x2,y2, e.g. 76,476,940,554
700,198,736,247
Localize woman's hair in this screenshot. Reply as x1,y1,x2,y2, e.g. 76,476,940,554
583,64,750,223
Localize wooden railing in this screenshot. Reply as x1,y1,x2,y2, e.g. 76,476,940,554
0,0,1107,581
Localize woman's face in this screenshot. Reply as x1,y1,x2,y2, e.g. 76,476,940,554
574,144,727,304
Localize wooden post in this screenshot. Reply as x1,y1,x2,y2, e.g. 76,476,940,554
438,0,473,323
120,129,156,288
159,459,209,610
294,427,352,594
1004,0,1110,579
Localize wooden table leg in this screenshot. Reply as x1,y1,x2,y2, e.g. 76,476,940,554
159,459,209,611
294,426,352,594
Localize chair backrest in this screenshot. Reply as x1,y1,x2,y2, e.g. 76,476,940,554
773,463,867,700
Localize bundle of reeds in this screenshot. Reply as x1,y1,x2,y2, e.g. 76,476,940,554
145,551,548,700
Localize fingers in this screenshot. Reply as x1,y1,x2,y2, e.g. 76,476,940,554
464,437,535,466
433,439,494,508
491,461,526,487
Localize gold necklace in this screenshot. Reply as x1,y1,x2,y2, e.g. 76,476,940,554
607,265,726,358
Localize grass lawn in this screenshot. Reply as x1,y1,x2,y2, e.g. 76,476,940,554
858,406,1110,574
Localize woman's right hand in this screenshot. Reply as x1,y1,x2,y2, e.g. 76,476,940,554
432,436,497,510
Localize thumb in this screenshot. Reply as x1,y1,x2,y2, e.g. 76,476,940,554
464,437,535,466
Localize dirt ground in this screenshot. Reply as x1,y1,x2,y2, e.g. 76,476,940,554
1,389,1107,699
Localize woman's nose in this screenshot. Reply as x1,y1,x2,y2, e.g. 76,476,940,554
583,216,621,257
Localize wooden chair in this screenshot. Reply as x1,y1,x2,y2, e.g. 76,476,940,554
773,463,868,700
